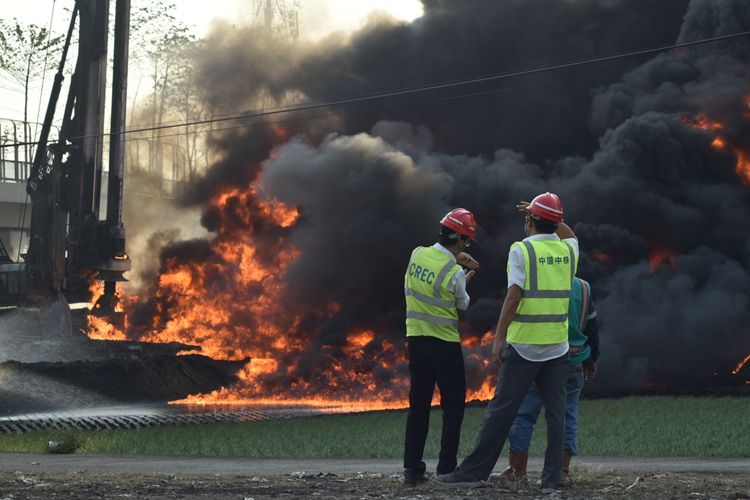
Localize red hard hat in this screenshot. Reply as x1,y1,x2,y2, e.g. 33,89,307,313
527,192,564,223
440,208,477,240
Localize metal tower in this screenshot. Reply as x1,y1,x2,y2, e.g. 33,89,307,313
252,0,300,39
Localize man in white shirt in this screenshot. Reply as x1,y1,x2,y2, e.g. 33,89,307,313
438,193,577,491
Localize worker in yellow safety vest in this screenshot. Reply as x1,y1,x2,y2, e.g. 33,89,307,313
403,208,480,486
438,193,578,492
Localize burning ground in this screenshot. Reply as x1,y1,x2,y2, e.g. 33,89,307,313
90,0,750,405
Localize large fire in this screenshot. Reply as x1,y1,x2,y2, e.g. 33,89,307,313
87,172,496,410
84,97,750,408
172,329,497,409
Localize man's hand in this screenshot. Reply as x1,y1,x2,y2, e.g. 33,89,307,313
583,360,598,381
492,286,521,367
457,252,479,270
516,201,530,213
492,337,506,367
464,269,476,283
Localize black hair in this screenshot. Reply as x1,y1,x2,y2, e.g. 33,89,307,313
530,215,558,234
439,226,464,247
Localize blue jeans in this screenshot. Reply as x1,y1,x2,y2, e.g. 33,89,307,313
508,364,585,455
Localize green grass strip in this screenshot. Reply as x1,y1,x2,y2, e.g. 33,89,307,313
0,396,747,458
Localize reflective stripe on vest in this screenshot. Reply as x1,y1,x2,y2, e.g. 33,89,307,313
514,313,569,323
405,287,453,308
405,246,462,342
405,311,459,327
520,240,576,298
507,239,577,345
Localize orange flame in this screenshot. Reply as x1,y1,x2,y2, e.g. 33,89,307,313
86,282,131,340
685,114,724,131
173,330,497,410
211,185,300,232
87,172,453,407
683,113,750,183
732,354,750,375
591,249,613,263
735,149,750,184
648,247,676,272
87,314,127,340
175,329,412,410
463,331,497,402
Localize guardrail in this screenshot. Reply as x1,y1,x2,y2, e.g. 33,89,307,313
0,406,324,433
0,159,30,183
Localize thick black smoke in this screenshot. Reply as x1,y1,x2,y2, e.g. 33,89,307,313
191,0,690,190
138,0,750,396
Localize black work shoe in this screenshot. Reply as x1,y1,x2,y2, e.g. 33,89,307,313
435,468,483,486
403,471,429,486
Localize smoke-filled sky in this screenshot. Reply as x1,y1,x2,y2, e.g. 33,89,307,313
122,0,750,398
0,0,423,119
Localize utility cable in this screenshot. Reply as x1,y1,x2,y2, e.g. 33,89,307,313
0,83,23,93
2,29,750,150
91,29,750,137
113,64,634,147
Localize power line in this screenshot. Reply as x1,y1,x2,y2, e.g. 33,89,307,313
2,29,750,151
0,104,24,113
0,62,634,150
0,85,23,94
106,29,750,138
109,64,634,148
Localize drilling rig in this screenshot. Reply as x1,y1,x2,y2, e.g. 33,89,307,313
1,0,131,316
0,1,252,414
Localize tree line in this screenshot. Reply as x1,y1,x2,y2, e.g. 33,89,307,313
0,0,207,188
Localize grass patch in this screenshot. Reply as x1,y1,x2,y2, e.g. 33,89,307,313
0,396,747,458
575,396,750,457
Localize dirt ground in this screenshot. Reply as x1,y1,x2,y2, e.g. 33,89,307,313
0,469,748,499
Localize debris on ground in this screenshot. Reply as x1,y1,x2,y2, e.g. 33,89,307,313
0,469,746,499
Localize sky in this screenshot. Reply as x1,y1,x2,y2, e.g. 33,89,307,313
0,0,424,122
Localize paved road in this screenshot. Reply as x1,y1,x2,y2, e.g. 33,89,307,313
0,453,747,476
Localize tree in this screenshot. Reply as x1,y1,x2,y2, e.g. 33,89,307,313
0,18,65,162
154,29,208,182
126,0,206,186
128,0,180,115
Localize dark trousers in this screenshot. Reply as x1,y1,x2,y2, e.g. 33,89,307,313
459,344,568,488
403,336,466,475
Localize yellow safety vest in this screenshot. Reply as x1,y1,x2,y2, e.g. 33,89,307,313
404,246,463,343
507,239,577,345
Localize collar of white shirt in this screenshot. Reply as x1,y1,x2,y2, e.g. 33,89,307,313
433,242,457,262
523,233,561,242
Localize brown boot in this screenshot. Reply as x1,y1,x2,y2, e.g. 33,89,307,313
497,450,528,481
559,453,573,486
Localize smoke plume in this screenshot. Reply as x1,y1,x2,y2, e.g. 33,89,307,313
117,0,750,399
